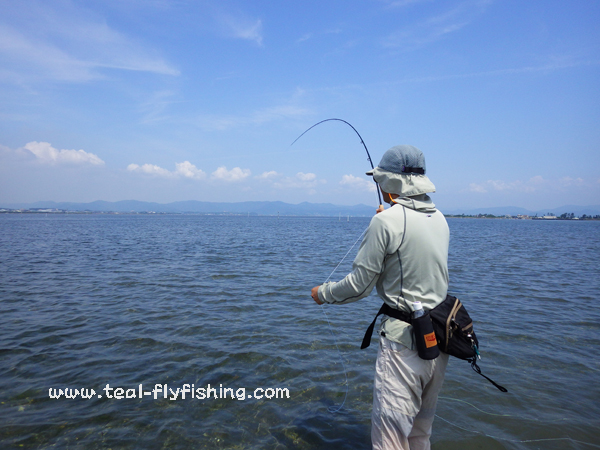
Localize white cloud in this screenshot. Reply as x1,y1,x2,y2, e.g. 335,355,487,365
469,175,593,194
127,163,173,177
197,104,310,131
559,176,585,187
380,0,433,8
469,182,487,193
340,174,377,192
252,105,309,124
256,170,280,180
272,172,326,191
0,4,179,83
138,90,179,124
22,141,105,166
384,60,599,86
296,172,317,182
383,0,491,50
211,166,251,182
175,161,206,180
220,15,263,45
296,33,313,43
529,175,545,185
127,161,206,179
487,180,512,191
295,28,342,44
257,170,326,195
470,179,536,193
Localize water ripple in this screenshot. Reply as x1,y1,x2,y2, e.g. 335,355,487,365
1,215,599,449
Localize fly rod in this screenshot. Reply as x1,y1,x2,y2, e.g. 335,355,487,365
291,118,383,208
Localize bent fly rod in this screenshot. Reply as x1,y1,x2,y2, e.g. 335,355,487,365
293,119,382,413
290,118,383,207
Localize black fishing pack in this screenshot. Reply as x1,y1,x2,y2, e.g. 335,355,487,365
361,294,507,392
430,294,478,360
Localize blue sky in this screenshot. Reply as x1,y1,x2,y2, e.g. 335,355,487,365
0,0,598,210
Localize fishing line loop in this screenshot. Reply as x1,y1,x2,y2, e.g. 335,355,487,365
295,118,377,413
319,225,369,413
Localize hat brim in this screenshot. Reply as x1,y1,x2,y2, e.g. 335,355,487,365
369,167,435,196
366,168,375,176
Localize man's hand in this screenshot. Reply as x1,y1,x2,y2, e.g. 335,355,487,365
311,286,323,305
376,204,385,214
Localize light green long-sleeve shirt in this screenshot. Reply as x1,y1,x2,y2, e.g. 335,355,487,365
318,194,449,349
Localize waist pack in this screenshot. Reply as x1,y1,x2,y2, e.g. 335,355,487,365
430,294,478,361
361,294,507,392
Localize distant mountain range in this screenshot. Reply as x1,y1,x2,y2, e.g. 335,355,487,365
2,200,599,217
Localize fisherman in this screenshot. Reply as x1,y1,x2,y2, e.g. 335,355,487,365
311,145,450,450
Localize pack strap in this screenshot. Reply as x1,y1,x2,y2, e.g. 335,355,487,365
361,303,509,393
470,360,508,392
361,303,410,349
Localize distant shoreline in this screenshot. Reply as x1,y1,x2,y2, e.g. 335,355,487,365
445,213,600,220
2,200,600,218
445,215,599,221
1,209,599,220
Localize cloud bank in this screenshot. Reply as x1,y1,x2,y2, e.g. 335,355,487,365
340,174,377,192
258,172,326,194
127,161,206,179
211,166,251,182
469,175,590,193
21,141,105,166
127,162,254,182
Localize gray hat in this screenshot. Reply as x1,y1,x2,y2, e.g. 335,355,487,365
366,145,435,196
366,145,426,176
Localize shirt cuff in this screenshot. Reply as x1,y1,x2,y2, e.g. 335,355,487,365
317,283,330,304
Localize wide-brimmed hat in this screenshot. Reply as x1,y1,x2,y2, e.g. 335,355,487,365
366,145,435,196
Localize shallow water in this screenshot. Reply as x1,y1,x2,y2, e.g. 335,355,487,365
1,214,599,449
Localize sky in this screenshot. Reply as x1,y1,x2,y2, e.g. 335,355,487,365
0,0,599,210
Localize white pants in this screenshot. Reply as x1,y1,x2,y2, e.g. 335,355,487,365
371,336,449,450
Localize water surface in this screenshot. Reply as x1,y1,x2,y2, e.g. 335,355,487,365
1,215,599,449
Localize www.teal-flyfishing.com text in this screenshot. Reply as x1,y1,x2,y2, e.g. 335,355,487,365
48,384,291,401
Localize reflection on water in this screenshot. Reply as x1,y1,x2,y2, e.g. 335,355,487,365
1,215,599,449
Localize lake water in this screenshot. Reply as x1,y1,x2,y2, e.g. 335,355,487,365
1,214,599,449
